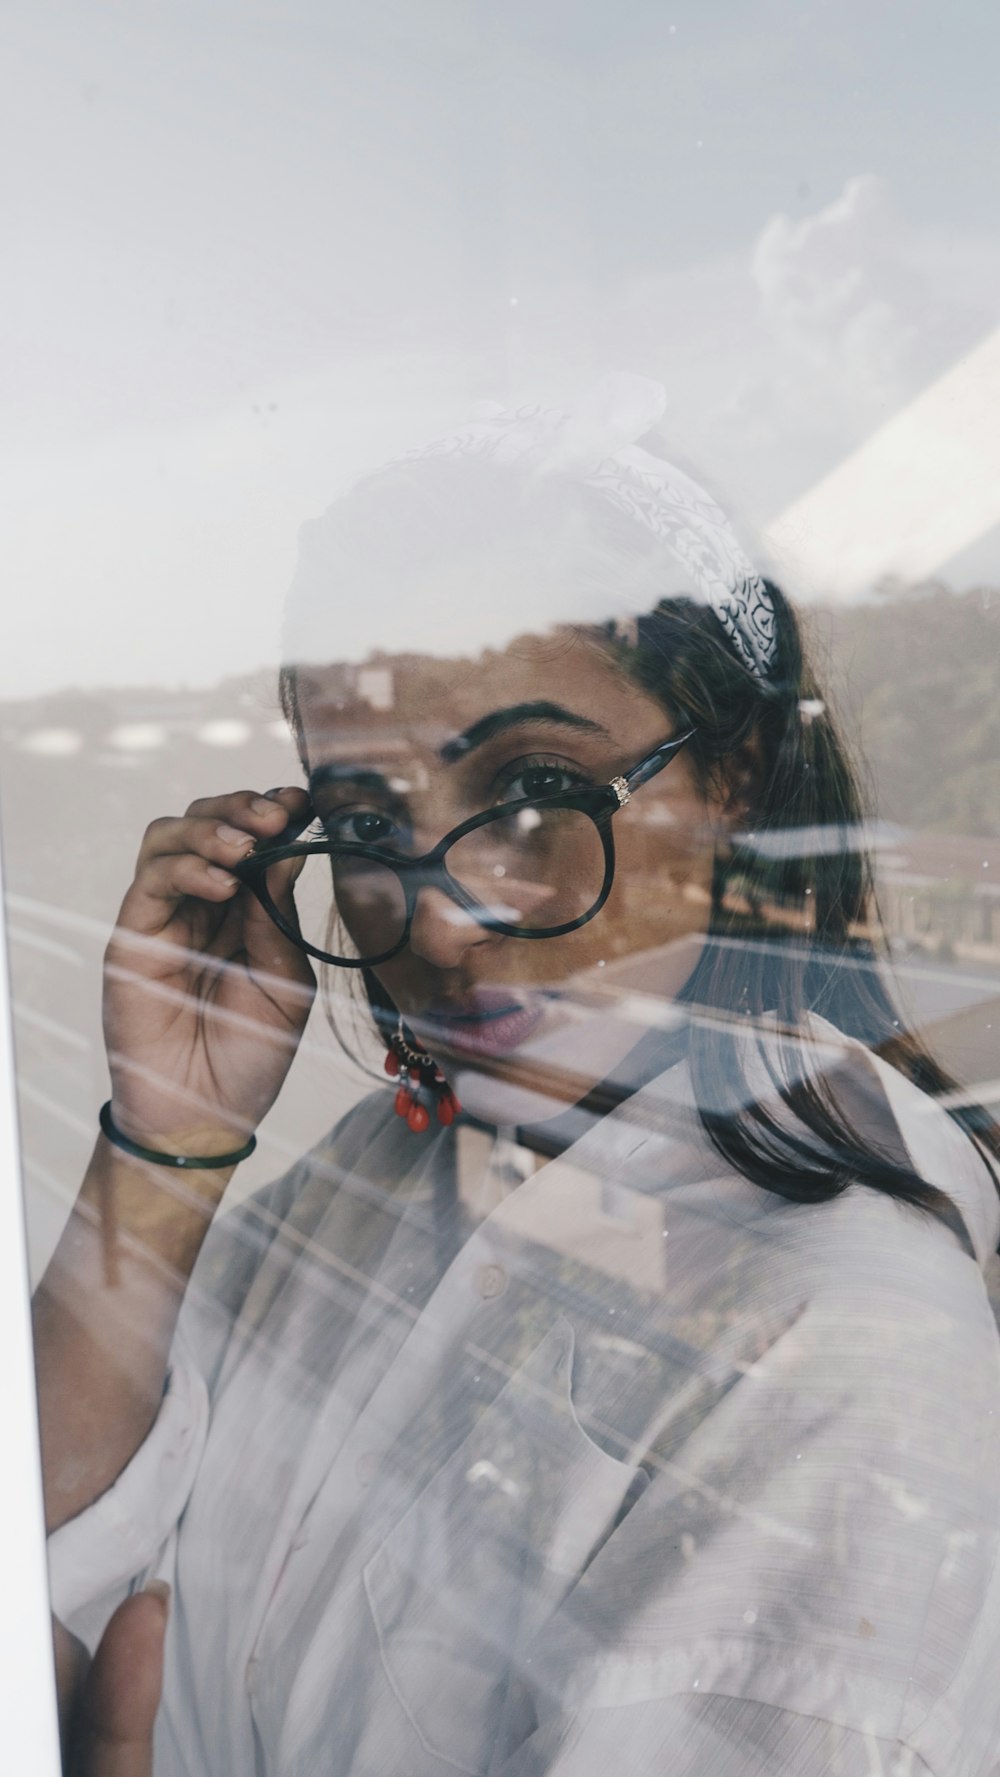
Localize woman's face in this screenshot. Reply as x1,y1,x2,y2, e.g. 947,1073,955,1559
298,629,737,1117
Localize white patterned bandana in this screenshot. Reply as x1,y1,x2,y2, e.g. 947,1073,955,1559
400,374,777,681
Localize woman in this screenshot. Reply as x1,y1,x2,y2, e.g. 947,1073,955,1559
36,383,1000,1776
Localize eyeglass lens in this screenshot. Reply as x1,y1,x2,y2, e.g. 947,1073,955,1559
276,802,608,962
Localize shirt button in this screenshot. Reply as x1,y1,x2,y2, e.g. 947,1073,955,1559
477,1262,508,1300
356,1450,379,1485
245,1656,259,1696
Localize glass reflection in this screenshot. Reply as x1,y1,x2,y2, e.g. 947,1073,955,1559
21,393,1000,1777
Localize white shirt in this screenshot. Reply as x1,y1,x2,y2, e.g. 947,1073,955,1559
50,1021,1000,1776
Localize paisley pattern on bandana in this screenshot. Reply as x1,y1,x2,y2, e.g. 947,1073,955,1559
401,387,778,681
588,449,777,679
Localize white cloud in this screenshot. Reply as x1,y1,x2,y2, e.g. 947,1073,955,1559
752,175,921,415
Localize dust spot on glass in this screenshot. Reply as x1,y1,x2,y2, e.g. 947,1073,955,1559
467,1459,519,1499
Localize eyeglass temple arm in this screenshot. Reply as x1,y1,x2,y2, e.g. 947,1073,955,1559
619,727,697,797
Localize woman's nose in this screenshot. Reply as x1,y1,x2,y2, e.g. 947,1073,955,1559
406,886,494,969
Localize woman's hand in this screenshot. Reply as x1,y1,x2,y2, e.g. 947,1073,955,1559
34,792,315,1539
103,786,316,1153
56,1587,168,1777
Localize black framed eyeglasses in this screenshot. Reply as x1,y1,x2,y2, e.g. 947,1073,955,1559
233,728,696,968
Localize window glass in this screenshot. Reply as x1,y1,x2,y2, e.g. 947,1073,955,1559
5,5,1000,1771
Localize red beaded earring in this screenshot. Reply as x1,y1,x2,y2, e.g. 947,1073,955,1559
384,1017,461,1134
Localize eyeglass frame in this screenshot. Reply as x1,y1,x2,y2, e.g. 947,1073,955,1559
233,727,697,968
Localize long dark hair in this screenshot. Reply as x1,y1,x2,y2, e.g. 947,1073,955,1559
616,582,1000,1219
280,450,1000,1228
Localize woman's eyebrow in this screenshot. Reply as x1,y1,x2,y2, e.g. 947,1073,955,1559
440,702,608,763
307,705,609,792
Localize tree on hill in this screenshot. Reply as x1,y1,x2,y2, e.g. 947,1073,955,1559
813,582,1000,837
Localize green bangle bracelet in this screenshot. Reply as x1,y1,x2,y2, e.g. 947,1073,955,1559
99,1101,257,1170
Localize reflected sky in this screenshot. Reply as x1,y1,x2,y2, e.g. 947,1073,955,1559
4,0,1000,693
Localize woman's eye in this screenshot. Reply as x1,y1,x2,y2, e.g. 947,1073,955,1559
504,763,585,802
324,808,400,846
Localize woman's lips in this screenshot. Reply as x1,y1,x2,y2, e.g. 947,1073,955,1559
411,992,546,1058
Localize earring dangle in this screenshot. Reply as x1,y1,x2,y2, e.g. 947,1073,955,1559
384,1017,461,1134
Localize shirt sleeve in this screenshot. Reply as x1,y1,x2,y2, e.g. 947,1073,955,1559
46,1356,209,1655
44,1171,299,1654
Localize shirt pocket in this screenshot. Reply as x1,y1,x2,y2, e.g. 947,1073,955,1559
362,1314,641,1776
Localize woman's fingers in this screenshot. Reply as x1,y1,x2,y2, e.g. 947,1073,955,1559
139,817,255,875
185,783,308,826
137,788,306,871
120,788,310,939
77,1586,168,1777
119,852,242,931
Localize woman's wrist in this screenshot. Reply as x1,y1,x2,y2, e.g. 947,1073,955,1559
100,1101,258,1169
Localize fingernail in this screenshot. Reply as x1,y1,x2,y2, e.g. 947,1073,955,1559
265,786,301,797
252,796,282,815
217,824,251,848
144,1580,171,1617
207,865,237,884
